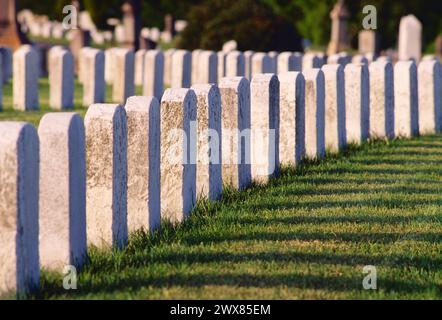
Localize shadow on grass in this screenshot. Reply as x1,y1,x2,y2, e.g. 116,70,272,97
39,269,437,298
34,136,442,299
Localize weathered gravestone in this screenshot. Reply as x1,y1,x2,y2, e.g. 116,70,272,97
217,51,227,83
125,96,161,233
39,113,87,270
191,49,203,85
160,89,197,223
85,104,128,249
163,48,176,87
112,48,135,104
82,48,105,106
369,60,394,139
322,64,346,153
192,84,222,201
303,69,325,159
225,51,245,77
13,45,39,111
219,77,251,190
398,15,422,62
268,51,278,74
278,72,305,166
197,51,217,84
171,50,191,89
49,49,74,110
105,48,116,85
278,52,302,74
344,63,370,144
251,53,272,77
418,59,442,134
394,60,419,137
134,49,147,86
250,74,280,183
142,50,164,100
244,51,254,80
302,53,324,71
0,0,30,50
0,122,39,296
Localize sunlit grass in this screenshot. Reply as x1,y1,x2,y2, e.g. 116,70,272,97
34,136,442,300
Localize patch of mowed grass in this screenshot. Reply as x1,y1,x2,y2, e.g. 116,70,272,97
33,136,442,300
0,78,144,126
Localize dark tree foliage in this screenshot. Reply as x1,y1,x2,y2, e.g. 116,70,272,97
17,0,442,52
266,0,442,52
177,0,303,52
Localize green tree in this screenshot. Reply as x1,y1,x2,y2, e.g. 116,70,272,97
177,0,303,52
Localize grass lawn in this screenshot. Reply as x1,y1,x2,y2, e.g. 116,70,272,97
0,78,143,126
35,136,442,300
1,80,441,300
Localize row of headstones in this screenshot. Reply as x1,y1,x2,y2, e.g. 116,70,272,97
0,44,377,111
1,55,442,295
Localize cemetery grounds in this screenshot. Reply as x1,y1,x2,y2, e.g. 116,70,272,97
1,79,441,300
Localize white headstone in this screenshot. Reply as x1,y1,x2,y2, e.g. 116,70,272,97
13,45,39,111
83,49,105,107
164,48,176,88
268,51,279,74
160,89,197,223
302,52,324,71
398,15,422,62
344,63,370,144
192,84,223,200
244,51,255,80
105,48,117,85
0,122,39,296
134,49,147,86
418,60,442,134
303,69,326,159
251,53,272,77
278,72,305,166
394,60,419,137
225,51,245,77
142,50,164,100
85,104,128,249
49,49,74,110
250,74,280,183
219,77,252,190
125,96,161,233
222,40,237,53
112,48,135,104
38,113,87,270
369,60,394,139
197,51,218,84
171,50,191,89
322,64,346,152
191,49,203,85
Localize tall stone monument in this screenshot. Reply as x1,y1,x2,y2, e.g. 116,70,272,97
398,14,422,62
358,30,378,55
327,0,350,55
0,0,30,50
121,0,141,51
69,0,91,74
164,14,176,38
435,35,442,59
